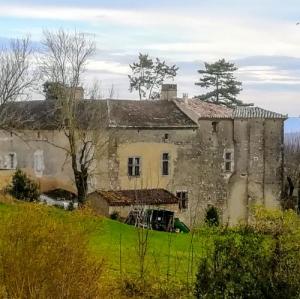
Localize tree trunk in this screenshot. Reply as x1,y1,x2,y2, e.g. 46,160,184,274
74,169,88,205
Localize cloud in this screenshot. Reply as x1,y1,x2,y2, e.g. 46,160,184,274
87,59,130,75
2,3,300,116
2,3,300,61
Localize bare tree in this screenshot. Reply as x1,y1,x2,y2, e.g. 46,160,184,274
0,37,36,128
40,29,104,204
86,79,103,100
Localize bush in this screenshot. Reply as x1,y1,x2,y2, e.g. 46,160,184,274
9,169,40,202
110,211,120,220
205,206,219,226
67,201,75,211
195,207,300,299
0,205,103,298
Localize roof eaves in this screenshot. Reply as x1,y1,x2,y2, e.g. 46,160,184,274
107,124,198,129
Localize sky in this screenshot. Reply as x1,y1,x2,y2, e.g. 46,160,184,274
1,0,300,119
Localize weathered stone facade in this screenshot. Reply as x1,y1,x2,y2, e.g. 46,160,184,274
0,85,286,226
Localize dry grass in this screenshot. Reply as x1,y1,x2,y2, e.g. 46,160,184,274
0,204,104,299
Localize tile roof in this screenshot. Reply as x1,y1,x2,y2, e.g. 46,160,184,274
174,98,287,120
107,99,197,128
3,99,197,129
3,97,286,131
174,98,233,121
91,189,179,206
233,106,287,119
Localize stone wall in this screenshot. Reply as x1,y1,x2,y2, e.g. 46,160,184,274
0,117,285,227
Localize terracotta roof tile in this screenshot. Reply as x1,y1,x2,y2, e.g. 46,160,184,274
233,106,287,119
92,189,179,206
174,98,286,120
3,99,197,129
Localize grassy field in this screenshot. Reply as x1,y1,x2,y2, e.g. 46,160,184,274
0,200,209,288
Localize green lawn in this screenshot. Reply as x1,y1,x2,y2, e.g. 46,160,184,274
0,201,210,283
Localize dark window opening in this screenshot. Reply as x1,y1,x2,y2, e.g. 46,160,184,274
225,161,231,172
212,122,218,133
177,191,188,210
164,133,169,140
225,152,231,160
128,157,140,176
162,153,169,175
224,150,233,172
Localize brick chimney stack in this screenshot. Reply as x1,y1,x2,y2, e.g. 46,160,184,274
160,84,177,101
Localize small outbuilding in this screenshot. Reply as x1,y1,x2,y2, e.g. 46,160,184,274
87,188,180,219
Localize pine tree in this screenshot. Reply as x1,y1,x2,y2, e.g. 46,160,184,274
195,59,249,107
128,53,178,100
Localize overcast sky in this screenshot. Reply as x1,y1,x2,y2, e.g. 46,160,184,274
1,0,300,116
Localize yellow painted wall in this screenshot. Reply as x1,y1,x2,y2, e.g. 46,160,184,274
117,142,177,190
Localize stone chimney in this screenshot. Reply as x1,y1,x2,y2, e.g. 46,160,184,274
183,93,189,104
160,84,177,101
73,86,84,101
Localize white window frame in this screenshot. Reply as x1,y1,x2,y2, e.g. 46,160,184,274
4,152,17,170
128,156,141,177
34,150,45,177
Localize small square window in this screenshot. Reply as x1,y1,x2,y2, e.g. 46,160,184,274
225,161,231,172
225,152,231,160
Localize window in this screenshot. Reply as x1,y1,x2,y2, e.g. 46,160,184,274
224,150,233,172
176,191,188,210
4,152,17,169
9,154,14,169
34,150,44,177
162,152,169,176
212,121,218,133
128,157,140,177
164,133,169,140
87,174,96,191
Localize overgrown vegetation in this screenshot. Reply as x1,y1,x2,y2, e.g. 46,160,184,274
9,169,40,202
0,199,300,298
205,206,219,226
284,132,300,210
195,207,300,299
0,204,103,298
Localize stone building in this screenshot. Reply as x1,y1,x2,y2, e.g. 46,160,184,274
0,84,287,226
